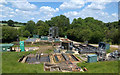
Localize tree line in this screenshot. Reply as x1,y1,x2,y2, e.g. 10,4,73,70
2,15,120,44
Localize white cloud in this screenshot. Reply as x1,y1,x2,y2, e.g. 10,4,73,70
86,0,119,2
62,0,118,23
9,15,14,17
1,0,118,22
0,0,7,4
112,13,118,17
59,0,119,10
60,0,85,10
0,14,6,18
11,0,37,11
40,6,59,13
87,2,106,10
64,5,118,23
0,4,59,22
39,6,59,20
0,4,15,19
31,17,35,20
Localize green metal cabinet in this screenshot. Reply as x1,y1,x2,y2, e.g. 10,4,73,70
20,41,25,52
87,54,97,63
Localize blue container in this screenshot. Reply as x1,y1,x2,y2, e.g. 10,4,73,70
87,54,97,63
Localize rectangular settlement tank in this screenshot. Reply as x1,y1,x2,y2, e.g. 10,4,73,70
20,41,25,52
87,54,97,63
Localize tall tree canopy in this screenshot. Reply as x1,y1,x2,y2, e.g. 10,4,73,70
7,20,14,26
25,20,35,35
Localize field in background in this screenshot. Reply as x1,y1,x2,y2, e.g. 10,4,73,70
0,23,24,29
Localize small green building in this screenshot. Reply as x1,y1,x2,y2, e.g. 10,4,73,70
0,44,14,52
87,54,97,63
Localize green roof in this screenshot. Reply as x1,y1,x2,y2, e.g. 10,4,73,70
0,44,14,47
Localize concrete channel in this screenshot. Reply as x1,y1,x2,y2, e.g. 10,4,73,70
20,53,50,64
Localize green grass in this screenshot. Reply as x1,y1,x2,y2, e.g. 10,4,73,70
19,37,28,41
77,61,119,73
74,54,84,61
2,51,44,73
44,49,53,53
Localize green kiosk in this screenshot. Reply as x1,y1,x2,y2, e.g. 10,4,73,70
20,41,25,52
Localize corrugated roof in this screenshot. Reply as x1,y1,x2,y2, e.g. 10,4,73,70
0,44,14,47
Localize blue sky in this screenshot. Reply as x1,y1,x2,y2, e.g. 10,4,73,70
0,0,119,23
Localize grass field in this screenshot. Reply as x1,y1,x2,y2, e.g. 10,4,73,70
2,51,119,73
77,61,119,73
2,51,44,73
0,23,23,29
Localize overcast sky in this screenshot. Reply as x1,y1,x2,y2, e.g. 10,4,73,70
0,0,119,23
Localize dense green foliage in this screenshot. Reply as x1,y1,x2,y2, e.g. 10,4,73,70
1,15,120,44
2,26,18,43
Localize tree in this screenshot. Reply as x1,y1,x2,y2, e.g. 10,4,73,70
36,20,45,26
46,15,70,36
89,31,104,44
23,30,31,37
25,20,35,35
2,26,18,43
8,20,14,26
